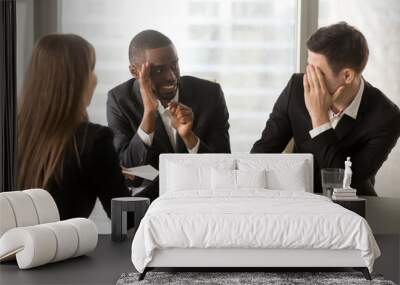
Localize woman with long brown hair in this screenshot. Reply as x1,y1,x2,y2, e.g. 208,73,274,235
17,34,131,219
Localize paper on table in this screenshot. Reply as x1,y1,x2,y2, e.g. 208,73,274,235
122,165,158,181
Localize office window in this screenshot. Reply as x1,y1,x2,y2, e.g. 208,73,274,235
60,0,298,153
59,0,298,232
319,0,400,198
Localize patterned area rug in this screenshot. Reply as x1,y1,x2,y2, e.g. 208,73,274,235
116,272,395,285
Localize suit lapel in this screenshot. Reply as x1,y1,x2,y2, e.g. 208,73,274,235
133,80,175,153
334,114,357,141
175,80,191,153
334,79,370,141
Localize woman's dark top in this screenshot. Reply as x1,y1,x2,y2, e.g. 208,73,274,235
47,122,131,220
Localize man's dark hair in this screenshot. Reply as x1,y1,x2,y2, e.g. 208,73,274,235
128,30,172,64
306,22,369,74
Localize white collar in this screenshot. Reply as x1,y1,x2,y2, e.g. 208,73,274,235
157,89,179,114
343,78,364,120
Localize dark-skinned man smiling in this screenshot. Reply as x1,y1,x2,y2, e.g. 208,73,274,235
107,30,231,201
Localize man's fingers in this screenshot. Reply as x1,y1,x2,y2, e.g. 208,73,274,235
179,117,188,124
167,101,178,116
143,62,150,77
138,64,143,79
139,62,153,90
177,112,193,122
170,104,194,124
169,106,177,116
306,66,314,91
139,63,145,79
169,103,192,117
308,65,320,91
168,101,179,109
315,67,327,92
174,109,192,121
303,74,310,94
310,65,320,90
139,62,151,80
179,116,191,124
176,108,192,116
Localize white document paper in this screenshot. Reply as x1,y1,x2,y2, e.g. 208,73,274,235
122,165,158,181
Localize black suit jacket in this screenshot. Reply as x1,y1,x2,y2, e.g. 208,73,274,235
251,73,400,195
47,122,131,219
107,76,231,171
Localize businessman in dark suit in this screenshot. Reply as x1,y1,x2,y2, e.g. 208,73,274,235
252,22,400,196
107,30,231,200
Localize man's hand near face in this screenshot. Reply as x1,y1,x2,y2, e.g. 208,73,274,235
168,101,199,150
303,65,345,129
138,62,158,134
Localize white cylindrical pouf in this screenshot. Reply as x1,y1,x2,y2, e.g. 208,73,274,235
0,196,17,237
65,218,98,257
42,221,79,262
1,192,39,227
0,226,57,269
23,189,60,223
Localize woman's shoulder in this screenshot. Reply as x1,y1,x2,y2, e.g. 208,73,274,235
75,122,114,154
76,121,113,139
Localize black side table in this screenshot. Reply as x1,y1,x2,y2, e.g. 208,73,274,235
332,197,366,218
111,197,150,242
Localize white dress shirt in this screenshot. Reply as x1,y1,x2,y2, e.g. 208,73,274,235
309,79,364,138
137,90,200,153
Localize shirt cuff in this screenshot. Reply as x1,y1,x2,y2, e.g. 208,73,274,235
309,122,332,139
137,127,154,146
188,137,200,154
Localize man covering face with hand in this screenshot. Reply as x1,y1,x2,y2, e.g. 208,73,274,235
107,30,231,201
252,22,400,196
